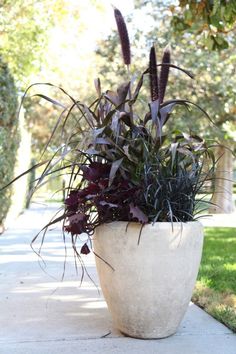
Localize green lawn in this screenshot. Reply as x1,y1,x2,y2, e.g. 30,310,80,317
192,227,236,332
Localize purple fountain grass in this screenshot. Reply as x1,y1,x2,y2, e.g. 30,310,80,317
3,6,218,261
149,45,159,102
159,45,171,104
114,7,131,66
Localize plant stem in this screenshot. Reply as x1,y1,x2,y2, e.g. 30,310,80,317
127,65,133,124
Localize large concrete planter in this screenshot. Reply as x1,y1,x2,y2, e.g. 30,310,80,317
94,221,204,339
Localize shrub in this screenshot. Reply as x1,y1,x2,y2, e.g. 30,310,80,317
0,57,19,225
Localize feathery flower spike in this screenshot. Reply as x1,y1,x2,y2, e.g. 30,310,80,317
114,8,131,66
149,45,159,101
159,45,171,104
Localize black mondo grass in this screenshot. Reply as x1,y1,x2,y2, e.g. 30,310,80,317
2,8,219,267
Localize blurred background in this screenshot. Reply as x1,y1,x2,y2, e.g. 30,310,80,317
0,0,235,230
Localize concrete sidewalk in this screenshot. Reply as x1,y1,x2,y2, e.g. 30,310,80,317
0,204,235,354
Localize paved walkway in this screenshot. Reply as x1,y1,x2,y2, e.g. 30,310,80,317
0,204,235,354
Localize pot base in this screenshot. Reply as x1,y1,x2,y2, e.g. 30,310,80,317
119,328,177,340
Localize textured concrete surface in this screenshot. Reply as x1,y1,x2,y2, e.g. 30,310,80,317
0,203,235,354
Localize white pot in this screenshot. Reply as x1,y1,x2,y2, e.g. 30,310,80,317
93,221,203,339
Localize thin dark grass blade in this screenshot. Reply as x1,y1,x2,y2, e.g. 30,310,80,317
31,212,69,245
161,99,214,124
156,63,194,79
39,107,68,160
72,240,100,291
137,224,144,245
32,94,66,108
93,251,115,271
131,64,193,107
0,160,48,191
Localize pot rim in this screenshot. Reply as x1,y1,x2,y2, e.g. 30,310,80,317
96,220,203,229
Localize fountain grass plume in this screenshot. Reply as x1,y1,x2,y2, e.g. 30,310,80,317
114,7,131,66
149,45,159,101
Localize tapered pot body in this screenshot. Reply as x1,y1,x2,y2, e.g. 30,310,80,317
94,221,204,339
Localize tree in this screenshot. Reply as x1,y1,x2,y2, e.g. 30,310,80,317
171,0,236,50
0,0,70,86
0,0,68,219
169,0,236,213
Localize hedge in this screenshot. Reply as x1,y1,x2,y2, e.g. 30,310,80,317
0,57,19,225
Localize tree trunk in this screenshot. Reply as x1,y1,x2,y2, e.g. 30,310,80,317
209,144,235,214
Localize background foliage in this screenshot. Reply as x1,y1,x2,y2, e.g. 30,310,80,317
0,57,19,224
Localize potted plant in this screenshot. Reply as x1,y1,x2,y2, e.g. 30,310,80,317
5,8,216,339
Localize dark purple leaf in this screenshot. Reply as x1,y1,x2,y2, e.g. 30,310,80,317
144,112,151,125
131,69,148,105
149,99,162,137
129,203,148,224
85,148,99,155
65,190,79,208
68,213,86,224
81,243,90,255
95,137,111,145
150,99,160,125
94,78,101,96
117,82,130,107
81,162,110,182
161,99,213,124
109,158,123,186
119,112,132,127
159,102,177,126
99,201,118,208
105,90,119,106
98,179,109,189
85,183,100,197
92,127,105,138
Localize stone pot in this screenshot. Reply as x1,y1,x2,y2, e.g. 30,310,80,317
93,221,204,339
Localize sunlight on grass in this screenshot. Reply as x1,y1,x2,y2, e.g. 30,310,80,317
193,227,236,332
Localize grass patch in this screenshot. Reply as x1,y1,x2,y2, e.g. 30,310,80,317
192,227,236,332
